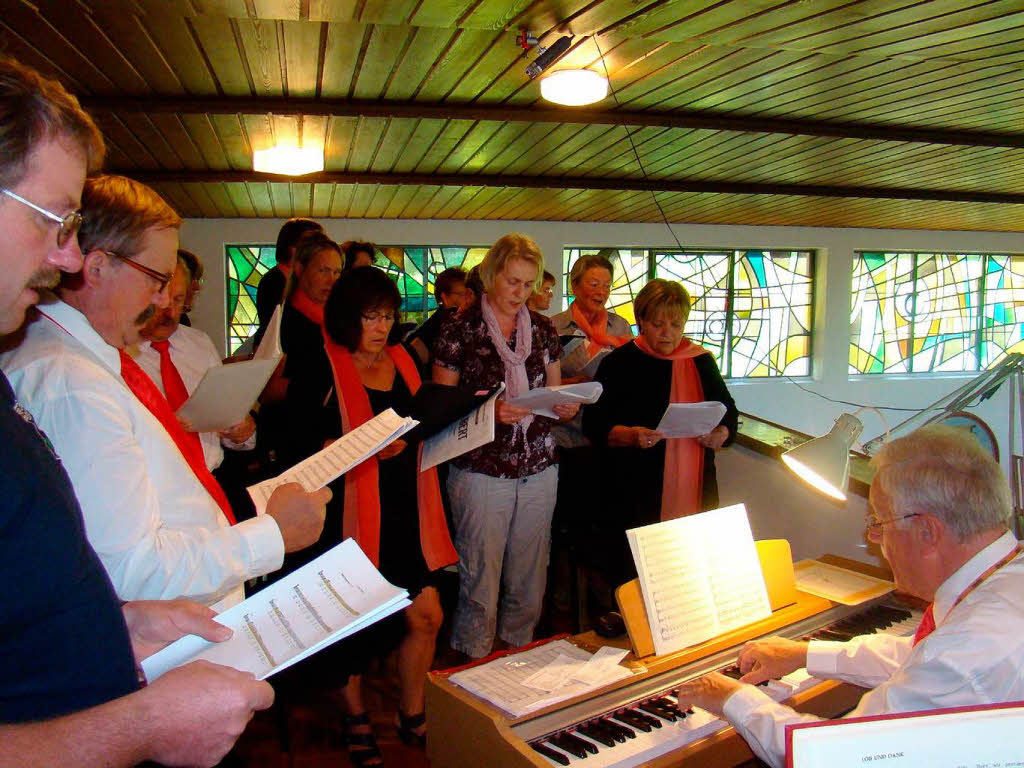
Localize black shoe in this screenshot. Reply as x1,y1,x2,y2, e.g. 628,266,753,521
595,611,627,638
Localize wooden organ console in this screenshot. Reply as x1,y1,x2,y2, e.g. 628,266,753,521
426,566,920,768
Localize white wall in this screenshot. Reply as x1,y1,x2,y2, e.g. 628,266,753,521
184,216,1024,474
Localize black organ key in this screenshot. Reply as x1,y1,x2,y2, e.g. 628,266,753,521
549,733,589,759
613,710,652,732
531,742,569,765
564,731,598,755
577,722,616,747
599,717,634,740
625,709,661,729
638,701,677,721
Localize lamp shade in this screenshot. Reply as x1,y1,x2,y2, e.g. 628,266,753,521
781,413,864,501
540,69,608,106
253,144,324,176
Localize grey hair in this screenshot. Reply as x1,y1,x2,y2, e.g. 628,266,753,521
870,424,1011,540
568,250,615,293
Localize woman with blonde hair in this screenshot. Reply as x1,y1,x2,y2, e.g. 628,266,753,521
434,233,578,659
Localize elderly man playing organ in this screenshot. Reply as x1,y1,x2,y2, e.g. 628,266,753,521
676,425,1024,767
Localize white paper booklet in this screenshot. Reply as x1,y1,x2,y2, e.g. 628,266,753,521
141,539,410,681
505,381,604,418
421,385,503,470
627,504,771,656
656,401,727,439
247,407,417,513
176,305,284,432
448,639,633,718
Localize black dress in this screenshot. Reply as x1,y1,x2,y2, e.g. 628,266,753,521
367,376,435,597
581,341,739,585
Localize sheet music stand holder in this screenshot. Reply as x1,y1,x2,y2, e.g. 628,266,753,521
614,538,798,659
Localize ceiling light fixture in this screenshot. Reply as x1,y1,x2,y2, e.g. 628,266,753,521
252,144,324,176
540,69,609,106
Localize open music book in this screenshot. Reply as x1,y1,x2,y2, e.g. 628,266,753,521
141,539,410,681
175,305,283,432
246,407,417,513
627,504,772,656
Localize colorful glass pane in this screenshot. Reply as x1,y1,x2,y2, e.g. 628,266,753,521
850,251,1023,374
561,248,814,378
224,245,277,354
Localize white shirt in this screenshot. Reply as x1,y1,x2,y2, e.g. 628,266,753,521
133,324,256,471
0,298,284,609
723,531,1024,767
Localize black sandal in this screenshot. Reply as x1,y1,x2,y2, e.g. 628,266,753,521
342,712,383,767
395,710,427,747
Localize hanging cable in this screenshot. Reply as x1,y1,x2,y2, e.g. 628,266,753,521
592,36,685,251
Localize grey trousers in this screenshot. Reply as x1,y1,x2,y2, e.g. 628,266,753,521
448,464,559,658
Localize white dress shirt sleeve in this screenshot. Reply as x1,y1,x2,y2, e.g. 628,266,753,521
31,386,284,605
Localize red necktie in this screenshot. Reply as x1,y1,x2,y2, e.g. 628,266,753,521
150,340,190,410
912,604,935,646
119,349,236,525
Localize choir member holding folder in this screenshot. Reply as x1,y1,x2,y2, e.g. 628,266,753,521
323,266,458,758
433,234,578,660
582,279,737,588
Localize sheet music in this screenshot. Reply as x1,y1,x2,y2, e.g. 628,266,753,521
580,347,612,379
627,505,771,656
420,385,503,470
505,381,603,419
174,305,284,432
141,539,410,681
247,408,417,513
656,401,728,438
448,639,633,718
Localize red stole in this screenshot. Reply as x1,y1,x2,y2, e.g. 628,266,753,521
633,336,711,520
119,350,236,525
290,289,325,326
323,338,457,570
571,302,631,358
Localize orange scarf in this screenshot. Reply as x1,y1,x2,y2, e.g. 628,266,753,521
291,289,325,326
571,302,631,357
323,338,457,571
633,336,711,520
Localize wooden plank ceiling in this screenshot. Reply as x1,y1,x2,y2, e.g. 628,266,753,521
5,0,1024,230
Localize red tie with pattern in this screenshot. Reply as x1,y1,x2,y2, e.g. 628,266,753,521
119,349,236,525
912,604,935,646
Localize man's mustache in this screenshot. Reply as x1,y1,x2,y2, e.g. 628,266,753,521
27,267,60,291
135,304,157,326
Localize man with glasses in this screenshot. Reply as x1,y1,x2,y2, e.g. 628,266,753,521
0,55,280,767
2,173,329,611
674,425,1024,768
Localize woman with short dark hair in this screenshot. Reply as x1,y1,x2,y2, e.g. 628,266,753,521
323,266,457,758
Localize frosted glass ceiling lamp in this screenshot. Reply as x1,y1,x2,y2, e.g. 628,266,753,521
252,144,324,176
540,69,608,106
781,413,865,501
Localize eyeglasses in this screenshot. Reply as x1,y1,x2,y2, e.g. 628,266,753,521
865,512,921,538
103,250,173,292
2,188,83,248
361,312,396,324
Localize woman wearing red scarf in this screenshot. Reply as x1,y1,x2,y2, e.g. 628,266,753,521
582,280,738,594
271,233,345,467
323,266,458,761
551,251,633,448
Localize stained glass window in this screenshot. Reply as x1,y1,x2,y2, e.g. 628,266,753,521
225,244,277,354
850,251,1024,374
225,243,487,351
562,248,815,378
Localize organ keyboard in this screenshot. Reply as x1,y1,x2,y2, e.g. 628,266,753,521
426,590,922,768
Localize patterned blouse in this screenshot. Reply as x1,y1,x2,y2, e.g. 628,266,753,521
434,303,562,479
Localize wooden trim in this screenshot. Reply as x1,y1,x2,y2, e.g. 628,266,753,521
79,96,1024,149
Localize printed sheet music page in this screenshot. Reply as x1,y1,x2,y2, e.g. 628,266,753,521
627,504,771,656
